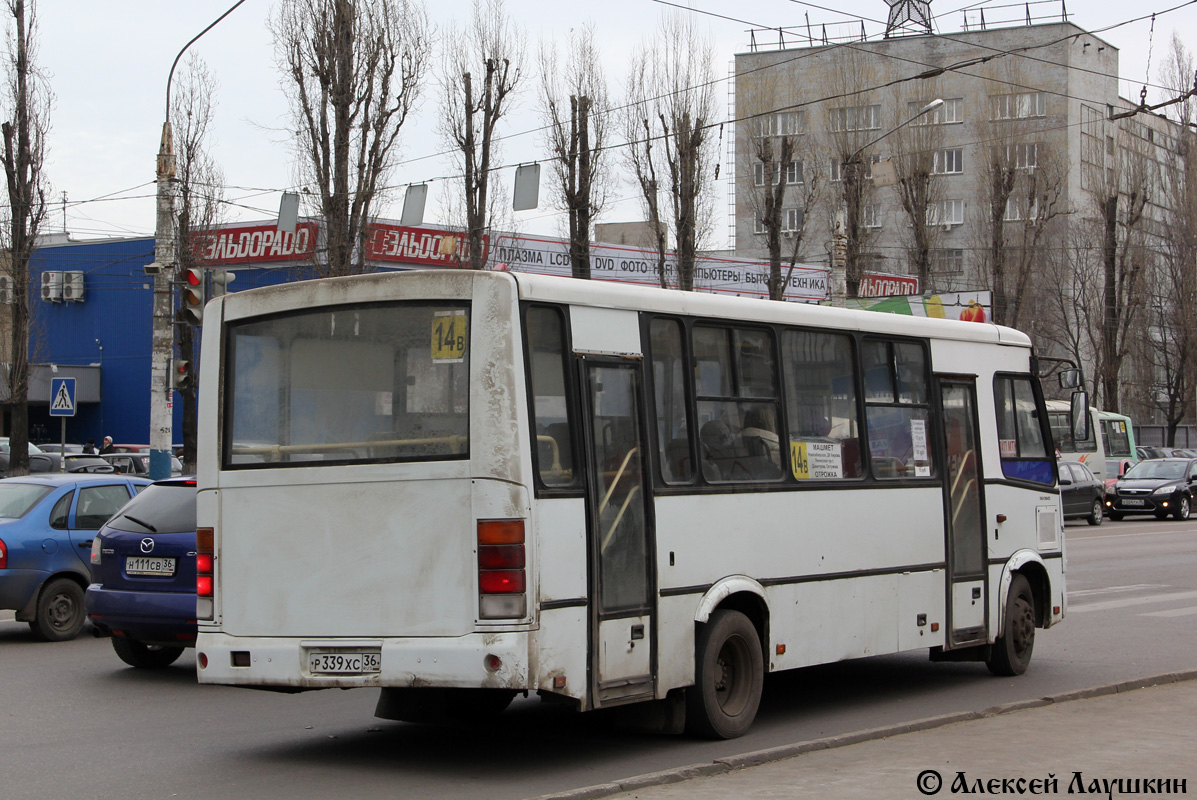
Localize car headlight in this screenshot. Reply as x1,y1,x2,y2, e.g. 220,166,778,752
1153,485,1177,495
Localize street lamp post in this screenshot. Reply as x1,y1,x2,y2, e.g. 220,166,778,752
830,98,944,307
146,1,245,480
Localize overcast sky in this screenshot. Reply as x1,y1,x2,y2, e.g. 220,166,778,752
30,0,1197,248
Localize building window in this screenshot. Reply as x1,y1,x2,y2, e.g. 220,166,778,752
753,212,766,234
754,160,803,186
933,149,964,174
783,207,803,232
990,92,1045,120
753,110,805,138
930,249,964,274
862,203,881,229
830,154,879,182
829,104,881,132
909,97,964,125
1003,196,1039,222
927,198,964,227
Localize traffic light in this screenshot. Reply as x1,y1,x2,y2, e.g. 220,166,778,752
171,359,194,391
181,267,206,325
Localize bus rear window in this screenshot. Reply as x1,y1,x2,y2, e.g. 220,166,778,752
224,302,470,468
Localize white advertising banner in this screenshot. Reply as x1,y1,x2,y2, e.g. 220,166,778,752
488,233,829,302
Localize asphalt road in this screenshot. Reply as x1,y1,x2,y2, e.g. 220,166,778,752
2,516,1194,800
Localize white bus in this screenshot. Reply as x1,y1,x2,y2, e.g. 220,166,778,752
195,270,1066,738
1046,400,1106,482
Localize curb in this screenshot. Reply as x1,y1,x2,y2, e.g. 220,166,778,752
529,670,1197,800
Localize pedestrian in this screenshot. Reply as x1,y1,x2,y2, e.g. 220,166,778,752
99,436,115,455
84,438,97,455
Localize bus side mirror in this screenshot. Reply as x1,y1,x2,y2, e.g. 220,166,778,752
1059,369,1082,390
1070,390,1089,442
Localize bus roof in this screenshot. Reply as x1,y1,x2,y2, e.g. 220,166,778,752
216,268,1033,349
510,271,1031,347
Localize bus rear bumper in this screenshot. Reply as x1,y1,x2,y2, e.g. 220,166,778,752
195,631,532,690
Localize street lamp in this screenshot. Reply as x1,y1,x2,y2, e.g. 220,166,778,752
830,98,944,306
147,0,246,480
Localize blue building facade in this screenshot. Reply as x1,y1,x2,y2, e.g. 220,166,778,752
24,232,314,447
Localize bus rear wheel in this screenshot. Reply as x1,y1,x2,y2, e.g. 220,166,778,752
686,609,763,739
987,574,1035,677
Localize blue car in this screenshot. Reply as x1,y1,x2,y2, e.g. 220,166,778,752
0,474,152,641
86,477,197,668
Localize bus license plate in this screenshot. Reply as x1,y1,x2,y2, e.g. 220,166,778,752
1122,498,1145,506
125,556,176,576
309,651,382,674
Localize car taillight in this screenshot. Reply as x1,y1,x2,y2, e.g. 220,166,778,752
478,519,526,619
197,526,214,620
0,538,7,569
90,537,102,565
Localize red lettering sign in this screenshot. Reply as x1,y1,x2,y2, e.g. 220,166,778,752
191,222,319,265
858,273,919,297
366,223,488,267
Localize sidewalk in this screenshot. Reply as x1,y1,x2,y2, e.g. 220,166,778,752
537,672,1197,800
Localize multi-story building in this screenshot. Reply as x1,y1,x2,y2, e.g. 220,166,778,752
731,3,1195,428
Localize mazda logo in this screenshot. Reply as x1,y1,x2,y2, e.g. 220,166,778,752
140,538,155,554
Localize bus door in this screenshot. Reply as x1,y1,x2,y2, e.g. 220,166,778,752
938,378,988,647
580,358,656,707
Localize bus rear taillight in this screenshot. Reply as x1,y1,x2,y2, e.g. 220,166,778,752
478,520,526,619
197,527,214,619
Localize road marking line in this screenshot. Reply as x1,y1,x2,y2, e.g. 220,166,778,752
1069,528,1197,542
1070,590,1197,613
1141,606,1197,618
1069,584,1166,597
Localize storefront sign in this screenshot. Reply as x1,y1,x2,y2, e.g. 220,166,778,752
192,222,318,264
858,272,919,297
367,223,487,267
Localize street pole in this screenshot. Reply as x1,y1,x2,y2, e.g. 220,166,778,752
149,121,177,480
147,0,247,481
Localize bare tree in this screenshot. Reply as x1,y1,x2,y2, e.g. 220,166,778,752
888,91,945,292
438,0,523,270
172,55,224,474
737,72,821,300
1144,32,1197,442
271,0,431,276
976,137,1068,329
538,24,610,280
623,13,719,291
1,0,50,476
1083,123,1156,411
824,46,881,296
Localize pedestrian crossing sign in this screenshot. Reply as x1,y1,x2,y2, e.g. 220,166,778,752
50,377,76,417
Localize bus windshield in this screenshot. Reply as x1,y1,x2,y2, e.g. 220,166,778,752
224,302,470,468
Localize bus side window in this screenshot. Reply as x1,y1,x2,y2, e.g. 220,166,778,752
526,306,577,488
782,329,862,481
650,318,693,484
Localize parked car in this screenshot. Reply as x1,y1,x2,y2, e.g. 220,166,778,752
1057,461,1105,525
86,477,197,668
1136,446,1172,460
62,454,116,474
99,452,183,476
1105,458,1197,521
0,474,152,640
37,443,85,455
1169,448,1197,458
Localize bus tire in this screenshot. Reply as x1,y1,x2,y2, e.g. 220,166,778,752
987,574,1035,677
1087,499,1103,526
112,638,185,669
1173,496,1191,521
686,609,763,739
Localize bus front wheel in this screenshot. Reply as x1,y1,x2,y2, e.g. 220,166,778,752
686,609,763,739
987,574,1035,677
